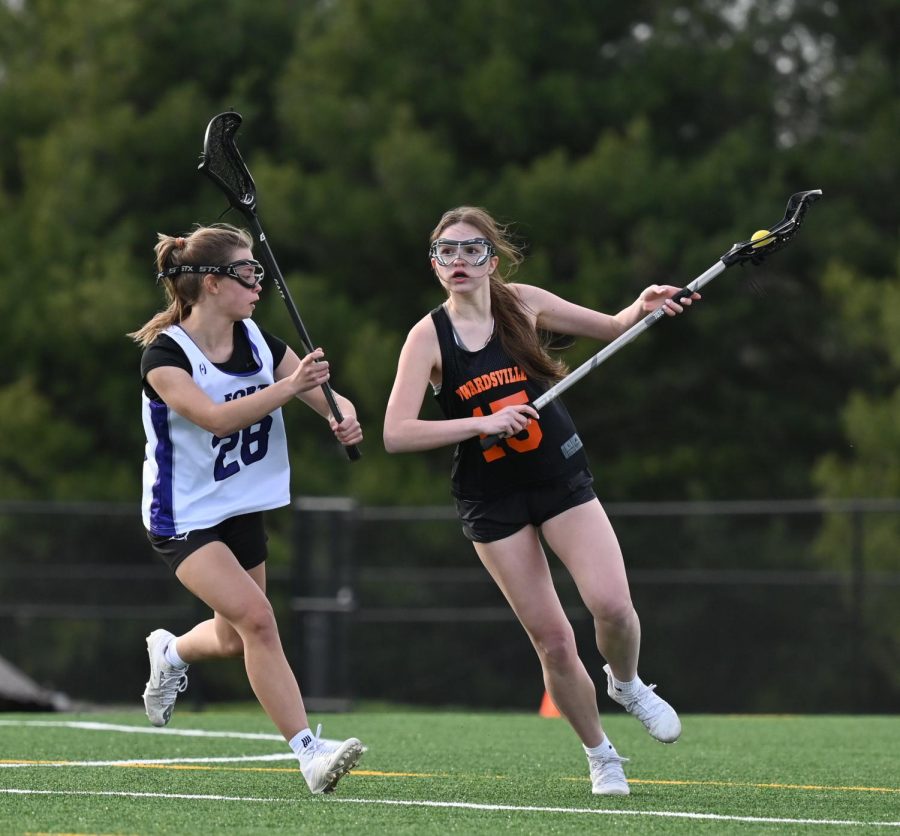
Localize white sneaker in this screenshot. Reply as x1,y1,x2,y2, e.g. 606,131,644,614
588,752,630,795
142,629,189,727
603,664,681,743
299,724,366,794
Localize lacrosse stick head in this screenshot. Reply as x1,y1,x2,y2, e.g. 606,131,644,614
722,189,823,266
198,111,258,216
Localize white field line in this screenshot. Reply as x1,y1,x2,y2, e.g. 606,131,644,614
0,719,291,769
0,789,897,828
0,719,282,740
0,753,295,767
2,718,897,828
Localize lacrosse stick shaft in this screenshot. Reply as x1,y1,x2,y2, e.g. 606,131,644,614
198,112,361,461
479,262,725,452
247,216,362,462
480,188,822,451
533,261,725,410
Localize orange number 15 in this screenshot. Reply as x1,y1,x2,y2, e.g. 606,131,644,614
473,390,543,461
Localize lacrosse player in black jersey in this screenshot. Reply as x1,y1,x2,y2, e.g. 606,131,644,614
384,206,699,795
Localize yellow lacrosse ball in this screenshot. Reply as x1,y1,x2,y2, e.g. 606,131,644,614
751,229,774,248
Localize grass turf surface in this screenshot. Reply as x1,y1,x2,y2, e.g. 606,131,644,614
0,711,897,834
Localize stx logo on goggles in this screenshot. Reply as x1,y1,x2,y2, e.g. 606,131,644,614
156,260,265,289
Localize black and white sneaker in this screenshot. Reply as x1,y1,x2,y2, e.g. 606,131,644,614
299,724,366,794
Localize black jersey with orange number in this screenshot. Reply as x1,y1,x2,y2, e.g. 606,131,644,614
431,305,588,499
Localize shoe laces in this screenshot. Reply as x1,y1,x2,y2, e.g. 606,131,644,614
157,666,189,702
621,682,667,720
589,752,629,779
589,752,629,766
302,724,331,761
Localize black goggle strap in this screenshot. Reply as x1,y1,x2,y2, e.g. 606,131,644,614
157,264,225,281
156,261,264,287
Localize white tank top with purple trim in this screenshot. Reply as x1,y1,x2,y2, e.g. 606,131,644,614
141,319,290,536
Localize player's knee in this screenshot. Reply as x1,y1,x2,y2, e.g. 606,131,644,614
218,632,245,658
236,600,278,644
535,627,578,669
591,597,636,632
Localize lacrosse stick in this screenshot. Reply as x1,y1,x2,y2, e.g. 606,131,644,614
481,189,823,450
198,111,360,461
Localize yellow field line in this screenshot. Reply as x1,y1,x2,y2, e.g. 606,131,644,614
590,777,899,794
3,759,895,794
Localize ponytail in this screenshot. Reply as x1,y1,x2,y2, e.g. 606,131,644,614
128,223,252,347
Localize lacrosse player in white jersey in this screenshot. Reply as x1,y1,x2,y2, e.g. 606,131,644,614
130,222,365,794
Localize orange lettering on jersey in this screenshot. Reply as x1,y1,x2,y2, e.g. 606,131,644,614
455,366,528,402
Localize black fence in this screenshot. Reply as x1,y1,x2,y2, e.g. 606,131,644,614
0,498,897,714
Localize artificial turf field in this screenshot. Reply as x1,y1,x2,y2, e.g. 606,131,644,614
0,710,896,834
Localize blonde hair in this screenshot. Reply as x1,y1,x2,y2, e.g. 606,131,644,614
430,206,567,383
128,223,253,347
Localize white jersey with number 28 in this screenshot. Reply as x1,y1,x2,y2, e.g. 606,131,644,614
141,319,290,537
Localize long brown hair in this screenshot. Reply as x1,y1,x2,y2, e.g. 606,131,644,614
128,223,253,347
430,206,567,383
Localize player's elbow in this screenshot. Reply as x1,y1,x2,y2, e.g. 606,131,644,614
382,424,409,454
382,430,401,454
204,409,242,439
207,420,237,438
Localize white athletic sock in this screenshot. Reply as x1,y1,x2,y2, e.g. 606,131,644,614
610,671,643,695
163,639,187,669
584,737,619,759
289,728,315,757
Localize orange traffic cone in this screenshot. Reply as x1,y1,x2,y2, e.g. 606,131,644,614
539,690,561,718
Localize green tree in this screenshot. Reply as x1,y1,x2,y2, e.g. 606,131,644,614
804,0,899,697
0,0,298,499
812,254,900,696
264,0,897,503
0,0,896,509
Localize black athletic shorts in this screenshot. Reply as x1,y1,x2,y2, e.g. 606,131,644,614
455,468,597,543
147,511,269,573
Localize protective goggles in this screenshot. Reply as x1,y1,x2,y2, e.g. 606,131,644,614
156,259,265,289
430,238,495,267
